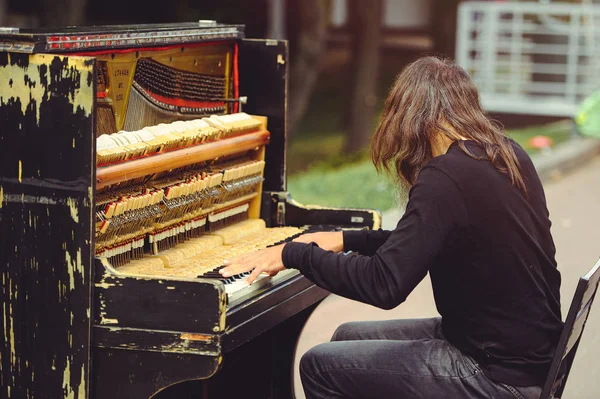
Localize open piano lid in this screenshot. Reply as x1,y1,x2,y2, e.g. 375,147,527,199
0,21,245,53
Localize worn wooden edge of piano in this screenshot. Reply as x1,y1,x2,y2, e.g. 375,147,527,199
92,257,328,337
287,200,383,230
93,258,226,332
0,23,246,54
262,191,383,230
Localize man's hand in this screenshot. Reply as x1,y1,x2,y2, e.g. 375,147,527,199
220,244,286,285
292,231,344,252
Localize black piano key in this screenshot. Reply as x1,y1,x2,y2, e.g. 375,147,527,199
202,273,223,278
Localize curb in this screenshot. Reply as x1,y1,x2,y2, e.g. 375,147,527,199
532,137,600,183
381,137,600,229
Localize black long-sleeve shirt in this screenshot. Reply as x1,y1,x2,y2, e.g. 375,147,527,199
282,140,562,387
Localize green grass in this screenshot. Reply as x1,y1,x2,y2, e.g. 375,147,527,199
288,160,396,212
287,120,575,211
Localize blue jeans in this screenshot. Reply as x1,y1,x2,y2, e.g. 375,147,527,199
300,318,542,399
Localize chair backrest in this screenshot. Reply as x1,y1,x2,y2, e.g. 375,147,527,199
540,257,600,399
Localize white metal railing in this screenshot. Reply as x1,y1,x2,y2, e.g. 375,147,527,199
456,1,600,116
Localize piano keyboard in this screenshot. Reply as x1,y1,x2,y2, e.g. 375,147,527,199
113,219,306,303
204,265,301,305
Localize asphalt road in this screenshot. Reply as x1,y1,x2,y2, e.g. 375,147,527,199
293,156,600,399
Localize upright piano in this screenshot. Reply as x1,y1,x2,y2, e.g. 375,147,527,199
0,22,380,399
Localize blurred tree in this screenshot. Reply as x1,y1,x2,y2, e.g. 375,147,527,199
0,0,6,25
267,0,286,40
343,0,382,153
287,0,330,137
431,0,460,57
38,0,87,26
86,0,267,37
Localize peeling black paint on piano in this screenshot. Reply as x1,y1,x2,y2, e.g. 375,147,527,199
149,304,321,399
0,51,29,67
0,53,95,398
94,326,221,356
1,56,94,184
92,347,221,399
93,260,225,333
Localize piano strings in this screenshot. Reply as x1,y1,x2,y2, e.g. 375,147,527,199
123,57,229,131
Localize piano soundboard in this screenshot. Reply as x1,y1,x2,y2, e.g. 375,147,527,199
0,22,380,399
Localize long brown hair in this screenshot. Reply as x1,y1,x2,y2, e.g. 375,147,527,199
371,56,526,194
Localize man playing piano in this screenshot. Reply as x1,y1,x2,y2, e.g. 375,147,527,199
220,56,562,399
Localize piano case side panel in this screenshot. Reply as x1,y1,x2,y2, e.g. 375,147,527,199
238,39,288,196
0,53,95,399
284,196,382,230
93,260,226,333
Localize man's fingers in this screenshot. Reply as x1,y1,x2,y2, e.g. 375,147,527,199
222,253,254,266
220,261,254,277
220,253,262,276
247,265,265,285
220,245,283,279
